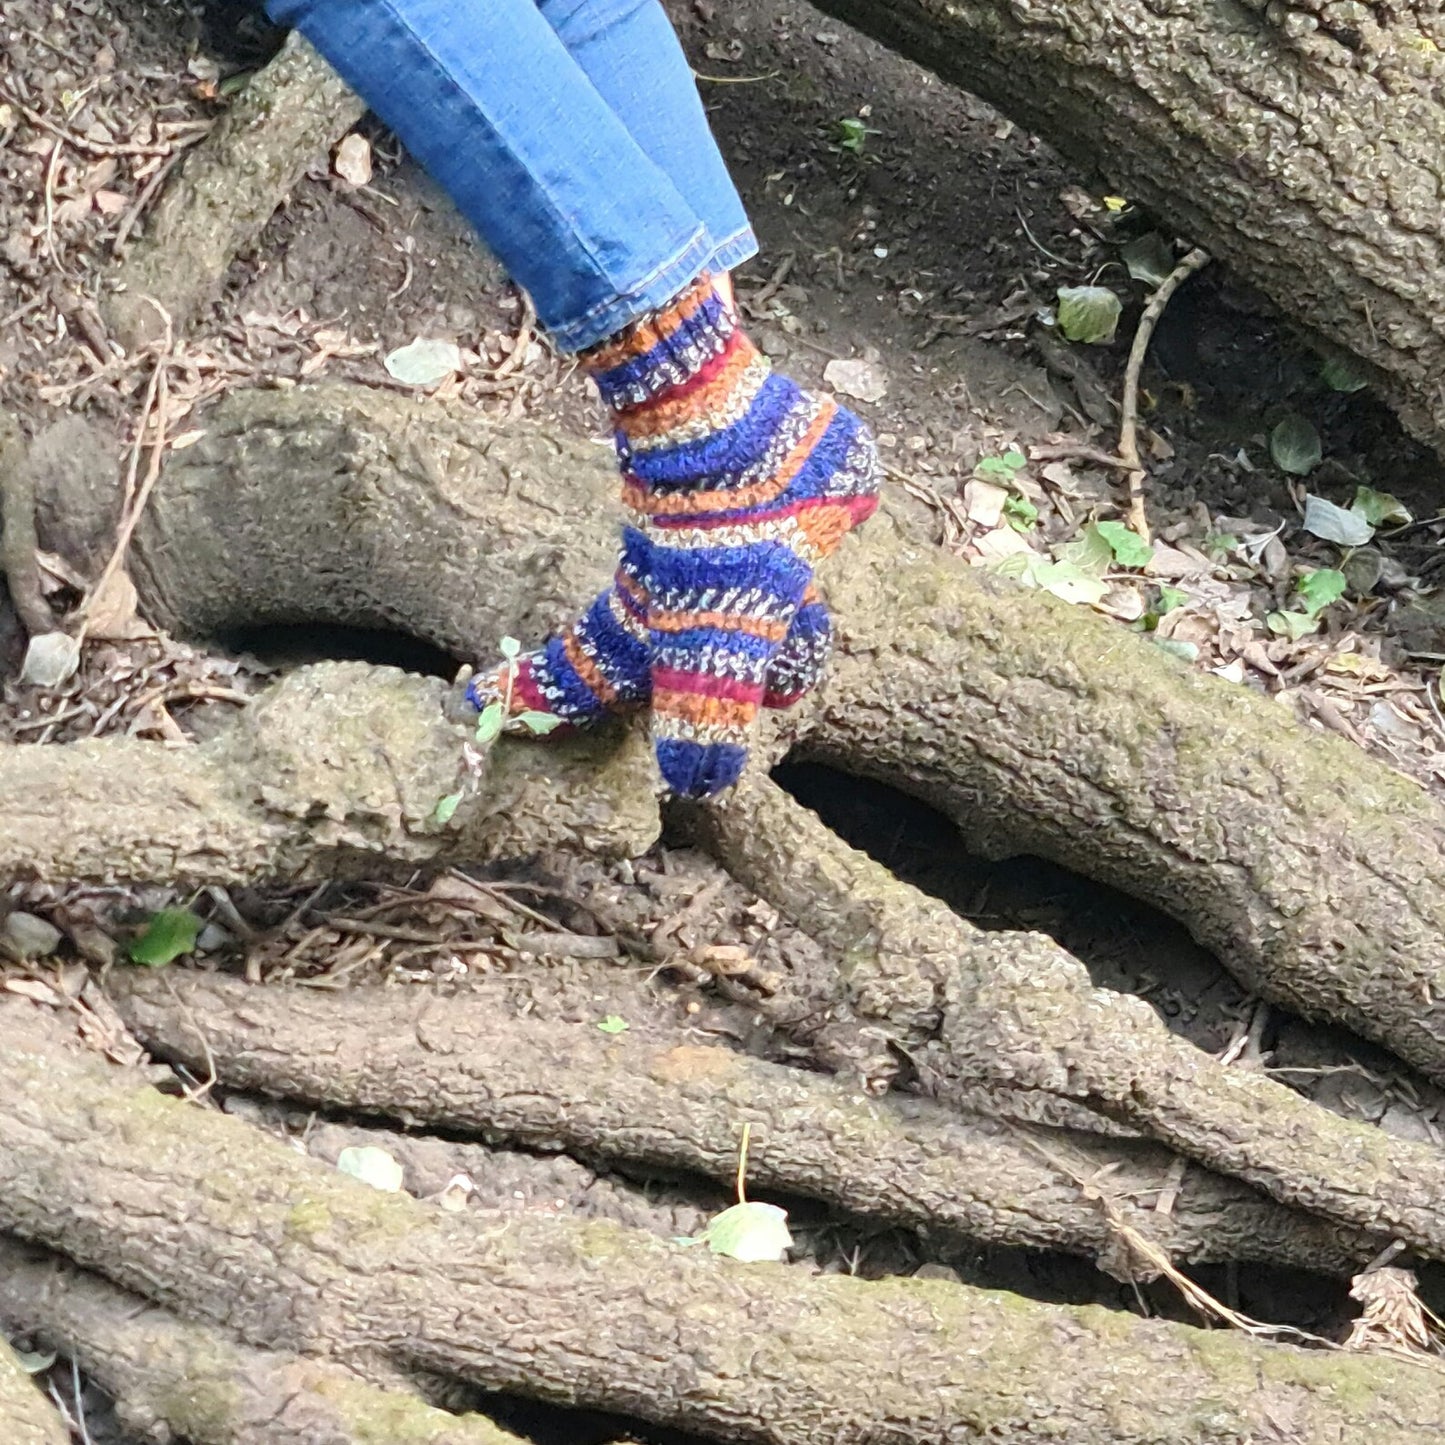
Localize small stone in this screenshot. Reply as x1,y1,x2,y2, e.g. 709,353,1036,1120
5,911,63,958
824,355,888,404
19,631,80,688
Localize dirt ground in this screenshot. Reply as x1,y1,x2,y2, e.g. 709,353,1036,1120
5,0,1445,1439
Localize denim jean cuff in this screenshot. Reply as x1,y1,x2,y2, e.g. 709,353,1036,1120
706,225,760,276
548,227,717,353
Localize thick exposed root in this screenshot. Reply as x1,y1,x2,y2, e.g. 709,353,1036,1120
29,382,1445,1084
807,0,1445,454
0,660,658,885
101,34,363,350
701,777,1445,1262
3,1000,1442,1445
0,1333,67,1445
109,969,1381,1279
0,1239,529,1445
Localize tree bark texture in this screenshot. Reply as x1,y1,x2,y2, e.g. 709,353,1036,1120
109,968,1383,1279
0,1239,530,1445
102,33,364,351
0,659,659,886
4,1001,1443,1445
35,382,1445,1085
804,0,1445,455
0,1335,67,1445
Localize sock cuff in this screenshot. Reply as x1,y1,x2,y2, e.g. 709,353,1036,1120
584,274,737,411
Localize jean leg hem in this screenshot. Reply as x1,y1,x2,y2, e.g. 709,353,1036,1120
549,228,715,352
706,226,759,275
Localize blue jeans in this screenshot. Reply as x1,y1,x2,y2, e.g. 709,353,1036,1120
264,0,758,351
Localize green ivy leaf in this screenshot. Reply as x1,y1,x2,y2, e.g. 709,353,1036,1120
696,1201,794,1263
1157,585,1187,614
1269,415,1322,476
973,448,1026,483
1056,285,1122,345
597,1015,629,1035
474,701,506,746
517,710,563,736
1120,232,1174,287
1092,520,1153,569
1351,485,1411,528
1031,560,1109,607
1266,609,1322,641
128,908,204,967
432,791,463,825
1295,567,1347,616
1320,355,1369,393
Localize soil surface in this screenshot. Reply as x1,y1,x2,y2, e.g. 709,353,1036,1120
5,0,1445,1440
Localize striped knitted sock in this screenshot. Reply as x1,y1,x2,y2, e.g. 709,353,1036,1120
586,274,880,797
466,578,833,727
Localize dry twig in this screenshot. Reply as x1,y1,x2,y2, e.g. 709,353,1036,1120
1118,247,1211,539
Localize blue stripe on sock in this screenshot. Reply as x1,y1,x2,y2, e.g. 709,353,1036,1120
655,739,748,797
592,292,733,404
628,374,803,487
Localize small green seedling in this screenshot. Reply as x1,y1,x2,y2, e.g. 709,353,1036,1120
835,116,879,155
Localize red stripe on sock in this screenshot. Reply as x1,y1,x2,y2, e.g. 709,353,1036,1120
618,328,747,419
652,667,766,705
513,663,552,713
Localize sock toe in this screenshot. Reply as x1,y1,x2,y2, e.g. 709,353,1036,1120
655,738,749,798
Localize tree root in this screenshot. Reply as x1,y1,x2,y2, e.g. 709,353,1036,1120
3,999,1442,1445
701,776,1445,1262
804,0,1445,457
0,660,659,885
108,969,1382,1279
0,1332,67,1445
30,382,1445,1086
101,33,364,351
0,1238,530,1445
0,410,52,641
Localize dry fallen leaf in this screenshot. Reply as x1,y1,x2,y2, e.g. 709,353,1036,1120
971,526,1035,561
19,631,80,688
962,479,1009,528
84,567,149,641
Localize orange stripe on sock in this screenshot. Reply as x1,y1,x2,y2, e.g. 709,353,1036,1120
621,337,761,439
653,689,758,732
584,275,715,371
561,631,618,706
623,398,839,519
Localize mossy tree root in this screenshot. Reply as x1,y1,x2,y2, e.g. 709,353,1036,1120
101,33,364,351
0,659,659,886
0,1333,68,1445
0,1239,530,1445
3,1001,1443,1445
700,776,1445,1263
108,969,1383,1279
29,383,1445,1084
